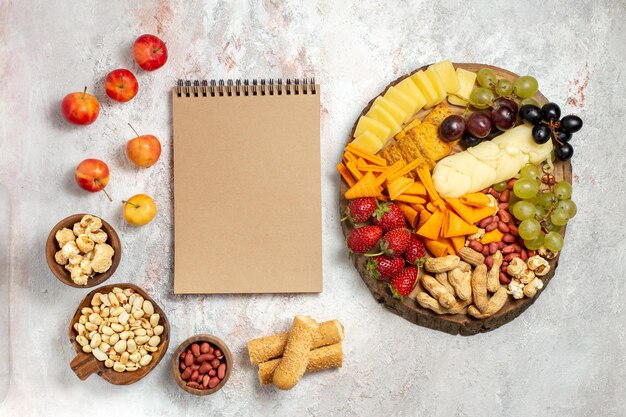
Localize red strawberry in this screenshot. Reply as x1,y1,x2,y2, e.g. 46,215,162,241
366,255,405,280
372,202,406,232
343,197,377,224
380,228,411,257
346,225,382,254
404,234,426,267
389,266,418,300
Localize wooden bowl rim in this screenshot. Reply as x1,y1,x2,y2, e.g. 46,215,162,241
46,213,122,288
171,334,233,395
340,62,573,335
67,283,170,384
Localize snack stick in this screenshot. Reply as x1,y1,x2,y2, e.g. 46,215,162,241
258,343,343,386
272,316,318,390
247,320,344,365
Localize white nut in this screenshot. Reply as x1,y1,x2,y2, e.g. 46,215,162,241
89,333,102,349
132,296,144,311
149,314,160,328
109,333,120,345
113,361,125,372
92,348,107,362
129,352,141,363
82,345,92,353
144,345,158,353
108,292,119,307
88,313,102,326
101,326,114,336
113,340,127,353
99,293,111,307
120,331,132,341
76,335,88,347
139,354,153,367
85,322,98,332
110,323,124,333
134,328,147,337
153,325,164,336
142,301,154,316
119,311,129,325
120,351,130,365
148,336,160,347
127,339,137,353
125,364,138,372
135,335,150,345
104,358,114,368
110,306,124,317
132,309,144,320
78,315,88,325
99,342,112,353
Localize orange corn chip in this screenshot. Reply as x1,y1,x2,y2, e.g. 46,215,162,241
417,209,444,241
446,198,497,225
450,235,466,253
460,192,491,208
443,211,479,238
396,202,418,228
388,177,414,200
403,181,426,196
345,171,382,199
387,157,424,183
411,204,425,213
416,165,440,203
375,160,405,186
417,209,432,230
394,194,426,205
423,238,449,258
480,229,504,245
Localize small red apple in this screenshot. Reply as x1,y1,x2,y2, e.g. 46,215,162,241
105,69,138,102
126,125,161,168
75,159,112,201
61,87,100,125
132,34,168,71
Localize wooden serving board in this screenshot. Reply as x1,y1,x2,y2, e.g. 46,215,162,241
68,283,170,384
340,63,572,335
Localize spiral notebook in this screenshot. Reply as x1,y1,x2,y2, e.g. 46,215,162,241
172,79,322,294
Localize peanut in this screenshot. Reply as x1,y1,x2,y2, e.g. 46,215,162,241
421,275,456,309
448,268,472,301
487,251,503,293
459,247,485,267
468,287,508,319
424,255,460,273
471,265,489,313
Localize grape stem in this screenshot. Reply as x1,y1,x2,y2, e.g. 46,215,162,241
542,119,564,146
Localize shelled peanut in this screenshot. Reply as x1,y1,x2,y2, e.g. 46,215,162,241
178,342,228,390
72,287,164,372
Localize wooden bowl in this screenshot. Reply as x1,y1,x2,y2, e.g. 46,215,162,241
45,213,121,288
171,334,233,395
67,283,170,384
340,63,573,335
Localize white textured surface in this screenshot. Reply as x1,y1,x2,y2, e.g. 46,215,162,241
1,1,625,416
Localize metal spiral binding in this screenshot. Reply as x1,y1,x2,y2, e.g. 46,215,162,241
176,78,316,97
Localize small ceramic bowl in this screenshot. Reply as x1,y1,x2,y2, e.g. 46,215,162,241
172,334,233,395
45,213,121,288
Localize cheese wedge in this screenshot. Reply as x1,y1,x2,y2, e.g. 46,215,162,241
448,68,477,106
410,71,438,109
396,78,427,115
432,61,460,94
350,131,385,154
383,86,419,123
366,104,401,135
425,66,447,105
373,96,407,125
353,116,391,144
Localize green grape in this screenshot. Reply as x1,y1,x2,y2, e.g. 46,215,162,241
520,97,540,107
544,221,562,233
477,68,497,88
512,201,536,220
534,205,546,220
519,219,541,240
495,79,514,96
544,231,564,252
513,75,539,99
492,181,508,192
550,209,569,226
524,233,545,250
556,199,577,219
520,164,542,182
470,87,495,109
553,181,572,200
536,191,556,210
513,178,540,199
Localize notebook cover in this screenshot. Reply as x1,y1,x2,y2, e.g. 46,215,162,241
172,84,322,294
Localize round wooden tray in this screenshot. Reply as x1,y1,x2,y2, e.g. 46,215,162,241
340,63,572,335
68,283,170,384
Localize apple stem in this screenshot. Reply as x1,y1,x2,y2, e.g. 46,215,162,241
128,123,140,137
101,188,113,202
82,86,87,99
122,200,140,208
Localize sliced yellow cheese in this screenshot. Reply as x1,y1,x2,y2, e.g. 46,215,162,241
366,104,401,135
353,116,391,143
350,130,385,154
448,68,477,106
396,78,427,115
373,96,407,125
432,61,460,94
425,66,446,106
383,86,419,123
410,70,438,109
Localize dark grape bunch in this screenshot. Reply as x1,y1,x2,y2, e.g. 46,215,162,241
518,102,583,161
439,97,519,148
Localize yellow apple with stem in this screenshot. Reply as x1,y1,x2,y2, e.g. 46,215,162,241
122,194,156,226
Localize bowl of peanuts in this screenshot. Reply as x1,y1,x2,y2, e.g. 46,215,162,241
172,334,233,395
68,284,170,385
45,213,121,288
